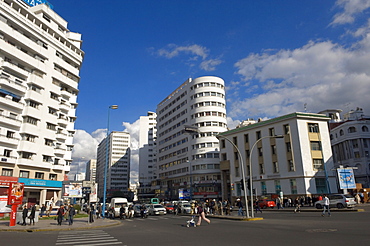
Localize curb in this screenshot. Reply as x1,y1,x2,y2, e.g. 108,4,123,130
0,220,122,232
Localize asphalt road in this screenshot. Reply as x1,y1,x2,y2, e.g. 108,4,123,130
1,210,369,246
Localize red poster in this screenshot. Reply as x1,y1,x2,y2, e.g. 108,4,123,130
7,183,24,205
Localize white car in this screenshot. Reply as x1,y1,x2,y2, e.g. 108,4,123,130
179,203,192,214
315,194,356,209
148,204,167,215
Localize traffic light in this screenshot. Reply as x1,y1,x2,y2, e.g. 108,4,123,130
247,179,250,191
240,179,244,190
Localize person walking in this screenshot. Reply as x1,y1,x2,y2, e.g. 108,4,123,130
236,198,244,216
47,204,53,217
40,204,46,218
68,205,76,225
29,205,36,225
294,198,301,213
57,205,65,225
322,194,331,217
255,199,262,213
21,205,28,226
196,203,210,226
119,205,125,220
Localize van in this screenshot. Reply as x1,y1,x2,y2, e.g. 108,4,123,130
110,198,128,217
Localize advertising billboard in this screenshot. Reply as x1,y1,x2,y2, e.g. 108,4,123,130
63,183,82,198
337,168,356,189
7,183,24,205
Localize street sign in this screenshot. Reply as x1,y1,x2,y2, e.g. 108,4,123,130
82,187,91,194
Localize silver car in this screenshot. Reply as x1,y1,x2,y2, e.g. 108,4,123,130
315,194,356,209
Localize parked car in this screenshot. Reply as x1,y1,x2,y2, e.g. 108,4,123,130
315,194,356,209
148,204,167,215
257,199,276,209
165,204,175,213
179,203,192,214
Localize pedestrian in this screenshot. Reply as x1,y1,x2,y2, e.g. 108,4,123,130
68,205,76,225
21,205,28,226
127,204,134,219
196,203,210,226
57,205,65,225
97,204,102,219
294,198,301,213
355,193,361,204
47,204,53,217
29,205,36,225
236,198,244,216
174,203,179,216
119,205,125,220
40,204,46,218
321,194,331,217
255,199,262,213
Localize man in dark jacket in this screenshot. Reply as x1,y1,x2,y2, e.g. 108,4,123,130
21,205,28,226
57,205,65,225
29,205,36,225
68,205,76,225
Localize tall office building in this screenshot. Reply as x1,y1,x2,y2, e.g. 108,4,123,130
138,111,157,200
96,131,131,199
0,0,83,205
85,159,97,182
156,76,227,201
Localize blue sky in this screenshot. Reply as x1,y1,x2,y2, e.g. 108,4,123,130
50,1,370,181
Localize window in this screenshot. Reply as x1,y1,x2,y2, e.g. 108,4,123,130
259,163,265,174
2,168,13,176
273,162,279,173
45,138,54,146
290,179,297,194
50,92,59,100
48,107,58,115
24,116,38,125
29,84,42,93
49,174,57,180
221,139,226,148
269,128,275,136
244,134,249,143
308,123,320,133
362,126,369,132
221,153,227,161
233,136,237,145
313,159,324,170
20,152,33,159
271,145,277,155
234,152,239,160
35,172,44,179
310,141,322,151
352,139,359,148
339,130,344,136
3,149,11,157
256,131,261,140
258,147,263,156
283,124,290,134
19,170,29,178
348,127,356,133
6,131,15,138
261,181,267,195
275,180,281,194
288,160,295,171
286,142,291,152
22,133,36,142
43,155,53,162
47,123,56,130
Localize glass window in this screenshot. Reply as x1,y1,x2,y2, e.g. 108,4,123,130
313,159,324,170
275,180,281,194
290,179,297,194
310,141,322,151
308,123,320,133
19,170,29,178
1,168,13,176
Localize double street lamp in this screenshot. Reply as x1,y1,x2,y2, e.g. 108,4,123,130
102,105,118,218
217,134,284,218
249,135,284,218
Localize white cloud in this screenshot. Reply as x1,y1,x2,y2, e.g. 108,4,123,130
156,44,222,71
122,119,141,184
158,44,208,59
331,0,370,25
200,59,223,71
231,19,370,120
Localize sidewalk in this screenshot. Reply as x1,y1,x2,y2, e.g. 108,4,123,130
0,217,121,232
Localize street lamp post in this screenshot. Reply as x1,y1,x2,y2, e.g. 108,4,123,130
102,105,118,218
216,135,250,218
249,135,284,218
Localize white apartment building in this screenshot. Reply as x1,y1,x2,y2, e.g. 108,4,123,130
218,112,338,203
156,76,227,201
322,107,370,188
85,159,96,182
138,111,157,200
96,131,130,200
0,0,83,206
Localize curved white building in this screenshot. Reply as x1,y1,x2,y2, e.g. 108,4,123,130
156,76,227,201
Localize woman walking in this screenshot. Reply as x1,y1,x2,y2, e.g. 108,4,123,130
196,203,210,226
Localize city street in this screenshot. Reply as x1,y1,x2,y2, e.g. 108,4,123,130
0,208,369,246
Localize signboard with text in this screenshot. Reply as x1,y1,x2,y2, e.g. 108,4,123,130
7,183,24,205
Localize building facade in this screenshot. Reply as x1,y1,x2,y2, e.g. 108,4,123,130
85,159,96,182
137,111,157,201
96,131,130,200
218,112,338,203
156,76,227,201
324,107,370,188
0,0,83,206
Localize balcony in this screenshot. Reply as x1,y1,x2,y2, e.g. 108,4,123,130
52,164,65,171
0,155,16,164
0,77,27,94
54,147,66,155
0,134,19,146
2,61,30,77
0,114,22,128
0,95,24,110
56,132,67,140
57,117,69,125
59,103,70,112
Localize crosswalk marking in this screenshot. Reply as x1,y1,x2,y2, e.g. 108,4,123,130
56,230,122,246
